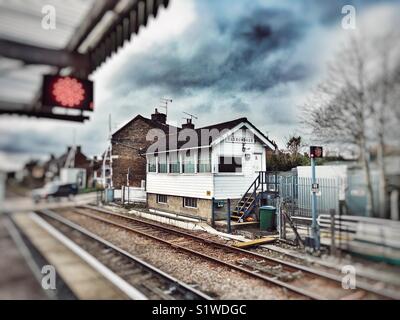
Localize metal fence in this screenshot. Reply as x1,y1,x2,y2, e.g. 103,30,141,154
279,175,340,218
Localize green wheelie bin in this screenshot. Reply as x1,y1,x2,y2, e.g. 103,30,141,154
259,206,277,231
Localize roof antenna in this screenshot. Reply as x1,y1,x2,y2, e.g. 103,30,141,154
160,98,173,119
183,111,198,122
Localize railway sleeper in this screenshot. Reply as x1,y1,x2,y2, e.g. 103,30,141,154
238,259,303,282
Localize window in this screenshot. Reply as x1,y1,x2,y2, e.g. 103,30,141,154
169,152,180,173
198,149,211,173
182,151,195,174
183,197,197,208
148,156,156,173
157,194,168,204
158,154,167,173
218,156,242,173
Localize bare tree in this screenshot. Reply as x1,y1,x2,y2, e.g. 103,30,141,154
303,35,375,216
303,31,400,218
367,31,400,218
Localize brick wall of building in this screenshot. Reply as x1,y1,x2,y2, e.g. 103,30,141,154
147,193,212,221
112,118,155,188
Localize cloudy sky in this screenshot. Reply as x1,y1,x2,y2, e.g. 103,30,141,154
0,0,399,171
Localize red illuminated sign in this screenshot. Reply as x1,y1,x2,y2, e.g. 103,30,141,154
310,146,323,158
42,75,94,111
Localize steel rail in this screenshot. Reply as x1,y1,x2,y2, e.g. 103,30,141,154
81,205,399,300
38,209,213,301
81,205,400,300
63,207,332,300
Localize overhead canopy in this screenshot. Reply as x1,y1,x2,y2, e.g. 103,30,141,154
0,0,170,122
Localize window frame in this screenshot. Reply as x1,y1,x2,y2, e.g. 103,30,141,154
218,156,243,173
198,149,212,173
148,155,157,173
183,197,198,209
158,154,168,174
157,194,168,204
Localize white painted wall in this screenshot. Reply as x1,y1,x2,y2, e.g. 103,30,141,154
60,168,87,189
213,130,266,199
114,187,146,202
147,173,214,199
146,129,268,200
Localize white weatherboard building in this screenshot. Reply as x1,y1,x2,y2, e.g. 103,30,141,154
145,118,277,220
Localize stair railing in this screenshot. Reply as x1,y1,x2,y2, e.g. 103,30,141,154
236,171,266,222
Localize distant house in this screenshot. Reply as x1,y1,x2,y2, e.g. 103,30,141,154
145,117,277,221
111,109,177,188
57,146,94,188
22,160,46,188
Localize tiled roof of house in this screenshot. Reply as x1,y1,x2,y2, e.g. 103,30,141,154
146,117,278,153
112,115,178,137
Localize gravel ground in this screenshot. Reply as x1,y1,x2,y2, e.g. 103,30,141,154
56,210,303,300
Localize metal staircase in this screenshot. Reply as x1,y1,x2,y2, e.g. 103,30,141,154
232,172,278,223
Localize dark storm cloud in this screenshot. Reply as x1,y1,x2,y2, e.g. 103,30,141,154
231,97,250,113
109,7,310,99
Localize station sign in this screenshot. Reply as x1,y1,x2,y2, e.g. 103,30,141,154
41,75,94,111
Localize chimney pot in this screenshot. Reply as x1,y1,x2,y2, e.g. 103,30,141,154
151,108,166,124
182,118,195,130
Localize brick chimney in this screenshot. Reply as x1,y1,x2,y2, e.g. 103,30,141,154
151,108,167,124
182,118,195,130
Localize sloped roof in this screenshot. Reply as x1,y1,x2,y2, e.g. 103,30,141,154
112,114,178,138
146,117,278,153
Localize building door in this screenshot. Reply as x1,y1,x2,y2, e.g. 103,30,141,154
254,153,263,173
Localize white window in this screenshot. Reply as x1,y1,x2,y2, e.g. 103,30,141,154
148,155,156,173
157,194,167,204
182,150,195,174
158,153,167,173
198,149,211,173
169,152,180,173
183,197,197,208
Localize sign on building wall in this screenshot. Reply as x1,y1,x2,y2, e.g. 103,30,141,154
225,135,255,144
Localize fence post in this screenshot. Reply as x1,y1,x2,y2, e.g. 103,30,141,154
211,197,216,228
227,198,232,234
281,210,286,240
330,209,336,256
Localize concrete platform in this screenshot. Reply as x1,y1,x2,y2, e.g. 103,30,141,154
12,212,130,300
0,215,47,299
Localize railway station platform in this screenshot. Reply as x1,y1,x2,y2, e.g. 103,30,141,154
0,215,47,299
13,213,128,300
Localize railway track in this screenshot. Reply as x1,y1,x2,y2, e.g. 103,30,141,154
53,205,396,300
252,244,400,296
37,209,213,300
